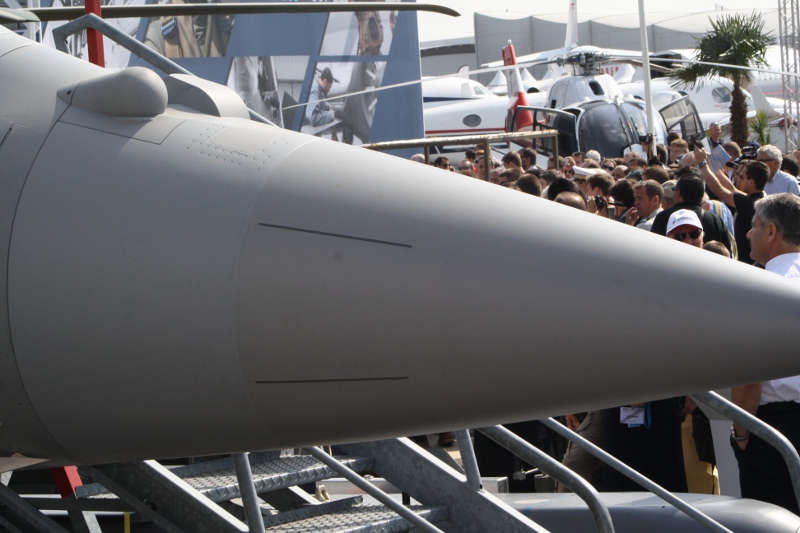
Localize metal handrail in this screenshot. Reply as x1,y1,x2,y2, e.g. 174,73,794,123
539,417,733,533
362,130,559,180
303,446,445,533
692,390,800,512
50,13,273,125
478,425,614,533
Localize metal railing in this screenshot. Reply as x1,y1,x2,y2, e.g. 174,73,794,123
539,417,733,533
692,390,800,512
362,130,559,181
479,425,615,533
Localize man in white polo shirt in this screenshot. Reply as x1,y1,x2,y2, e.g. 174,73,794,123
757,145,800,196
732,193,800,513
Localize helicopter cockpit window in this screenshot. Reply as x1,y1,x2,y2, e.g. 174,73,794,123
622,102,648,138
712,87,732,104
578,103,630,158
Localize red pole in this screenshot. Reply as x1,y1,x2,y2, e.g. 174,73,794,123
84,0,105,67
50,466,84,497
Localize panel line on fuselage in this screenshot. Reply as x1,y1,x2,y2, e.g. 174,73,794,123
259,222,412,248
256,376,408,384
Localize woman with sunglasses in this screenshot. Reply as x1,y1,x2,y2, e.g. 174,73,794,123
601,159,616,172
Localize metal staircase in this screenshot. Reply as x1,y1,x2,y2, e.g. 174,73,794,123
0,438,544,533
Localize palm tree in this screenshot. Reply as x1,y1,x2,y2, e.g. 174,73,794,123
669,12,773,147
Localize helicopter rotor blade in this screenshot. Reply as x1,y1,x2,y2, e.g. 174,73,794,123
282,58,556,112
24,2,459,23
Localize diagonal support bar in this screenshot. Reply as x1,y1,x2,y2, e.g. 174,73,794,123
304,446,445,533
0,482,70,533
82,461,248,533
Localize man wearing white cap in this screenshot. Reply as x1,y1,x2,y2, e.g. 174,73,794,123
667,209,704,248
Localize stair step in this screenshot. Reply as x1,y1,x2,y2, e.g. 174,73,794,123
75,454,374,503
263,503,449,532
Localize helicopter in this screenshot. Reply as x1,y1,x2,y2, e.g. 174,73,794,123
504,45,706,162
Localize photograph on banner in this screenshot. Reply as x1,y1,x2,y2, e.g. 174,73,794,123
227,55,311,129
142,0,235,59
42,0,147,70
301,60,386,146
320,0,399,57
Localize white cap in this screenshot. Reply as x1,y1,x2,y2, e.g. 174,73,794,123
572,166,599,177
667,209,703,235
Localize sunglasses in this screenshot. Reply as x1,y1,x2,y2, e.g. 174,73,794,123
672,229,702,242
602,165,615,171
458,165,473,171
565,169,575,175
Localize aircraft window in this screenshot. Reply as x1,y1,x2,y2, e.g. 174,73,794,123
712,87,732,104
622,103,647,135
472,85,490,97
623,102,667,145
588,81,605,96
463,114,482,127
553,115,578,156
578,103,630,158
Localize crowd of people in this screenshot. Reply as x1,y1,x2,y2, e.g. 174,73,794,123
413,136,800,514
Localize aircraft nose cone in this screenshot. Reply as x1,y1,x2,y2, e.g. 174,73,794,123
235,138,800,443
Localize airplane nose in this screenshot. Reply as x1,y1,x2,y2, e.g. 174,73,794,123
8,117,800,463
235,137,800,445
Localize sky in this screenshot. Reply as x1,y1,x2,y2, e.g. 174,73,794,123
417,1,768,44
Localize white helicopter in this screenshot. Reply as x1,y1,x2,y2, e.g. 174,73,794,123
420,2,703,158
424,1,790,159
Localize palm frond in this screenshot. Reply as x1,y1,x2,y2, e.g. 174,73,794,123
667,11,773,90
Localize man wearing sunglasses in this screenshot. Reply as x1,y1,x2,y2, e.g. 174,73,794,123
651,171,733,255
667,210,704,247
433,156,451,171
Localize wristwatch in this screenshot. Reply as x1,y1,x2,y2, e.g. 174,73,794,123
731,426,750,441
698,161,708,168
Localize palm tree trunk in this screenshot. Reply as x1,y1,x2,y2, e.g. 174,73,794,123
729,85,749,147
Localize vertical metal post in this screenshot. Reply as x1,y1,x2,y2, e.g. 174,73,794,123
779,0,800,151
478,426,614,533
693,391,800,513
455,430,481,491
83,0,104,67
552,130,560,169
232,453,266,533
482,140,491,180
638,0,656,138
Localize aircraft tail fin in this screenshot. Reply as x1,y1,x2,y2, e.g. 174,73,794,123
749,84,779,120
564,1,578,50
502,41,533,132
